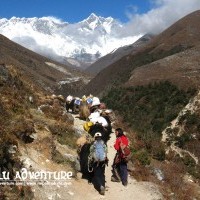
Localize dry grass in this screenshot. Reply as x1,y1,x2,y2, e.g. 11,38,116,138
158,161,199,200
0,64,79,199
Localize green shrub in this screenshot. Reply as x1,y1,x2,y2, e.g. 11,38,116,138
181,154,200,179
103,81,193,140
182,154,196,167
102,81,196,162
175,133,192,148
185,113,199,126
135,149,151,166
152,144,166,161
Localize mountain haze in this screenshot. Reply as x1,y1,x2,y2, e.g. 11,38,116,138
86,34,155,75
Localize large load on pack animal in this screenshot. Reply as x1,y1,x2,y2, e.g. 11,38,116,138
65,95,80,113
83,121,94,132
90,97,101,113
79,101,90,120
86,110,112,143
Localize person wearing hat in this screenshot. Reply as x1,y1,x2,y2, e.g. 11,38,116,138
89,132,108,195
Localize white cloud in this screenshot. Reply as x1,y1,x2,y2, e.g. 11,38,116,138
125,5,138,19
12,36,58,58
40,16,64,24
123,0,200,36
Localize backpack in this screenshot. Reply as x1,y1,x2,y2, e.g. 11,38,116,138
119,138,131,162
90,140,107,162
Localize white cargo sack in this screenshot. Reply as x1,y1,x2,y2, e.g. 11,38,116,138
66,95,73,102
96,116,108,127
88,111,101,124
91,97,100,107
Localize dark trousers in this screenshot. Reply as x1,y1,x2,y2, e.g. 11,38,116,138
119,162,128,184
112,154,128,184
92,162,105,191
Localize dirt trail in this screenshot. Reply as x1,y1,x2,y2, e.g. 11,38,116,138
19,113,163,200
69,115,163,200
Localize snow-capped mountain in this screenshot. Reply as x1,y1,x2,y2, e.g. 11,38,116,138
0,13,140,68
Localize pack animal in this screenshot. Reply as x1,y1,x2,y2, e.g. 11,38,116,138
65,96,80,114
78,130,109,182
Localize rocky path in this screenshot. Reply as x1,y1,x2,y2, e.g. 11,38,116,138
20,112,163,200
69,115,163,200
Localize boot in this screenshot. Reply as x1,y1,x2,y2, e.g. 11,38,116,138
111,175,120,182
99,186,105,195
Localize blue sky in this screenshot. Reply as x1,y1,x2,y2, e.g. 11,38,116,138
1,0,200,34
0,0,152,23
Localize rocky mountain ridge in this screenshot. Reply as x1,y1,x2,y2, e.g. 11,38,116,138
0,13,140,68
82,10,200,96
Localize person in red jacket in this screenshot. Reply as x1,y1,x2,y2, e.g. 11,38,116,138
111,128,129,186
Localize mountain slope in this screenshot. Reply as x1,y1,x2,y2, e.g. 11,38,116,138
98,10,200,198
0,34,90,95
125,45,200,89
85,34,155,75
0,62,163,199
0,62,81,199
81,10,200,96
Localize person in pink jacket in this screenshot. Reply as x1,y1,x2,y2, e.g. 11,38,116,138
111,128,129,186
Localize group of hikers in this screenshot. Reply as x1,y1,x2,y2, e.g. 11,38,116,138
65,94,131,195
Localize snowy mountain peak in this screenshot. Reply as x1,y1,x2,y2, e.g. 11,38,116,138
0,13,140,68
86,13,99,23
8,16,66,24
80,13,115,32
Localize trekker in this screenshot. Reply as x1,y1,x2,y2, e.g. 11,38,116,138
89,132,108,195
111,128,129,186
